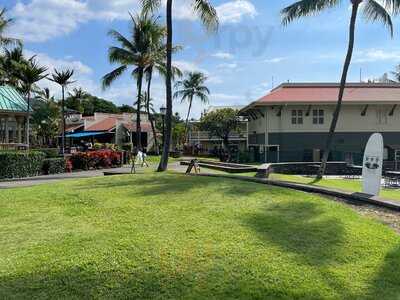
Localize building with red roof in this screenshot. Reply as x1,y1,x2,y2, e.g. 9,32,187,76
240,82,400,165
64,112,156,151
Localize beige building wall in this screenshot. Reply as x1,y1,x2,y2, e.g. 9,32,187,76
248,104,400,135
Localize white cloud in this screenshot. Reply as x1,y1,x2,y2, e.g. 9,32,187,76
9,0,140,42
174,60,209,75
264,57,287,63
216,0,257,24
217,62,238,70
212,52,234,60
354,49,400,63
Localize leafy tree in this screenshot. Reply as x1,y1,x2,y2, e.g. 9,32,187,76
281,0,399,178
174,71,209,139
65,87,88,113
16,58,48,148
0,8,21,47
142,0,218,171
119,104,136,113
32,88,60,146
199,108,240,161
48,69,75,154
81,94,120,116
0,47,26,87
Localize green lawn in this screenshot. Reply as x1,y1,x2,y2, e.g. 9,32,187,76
1,173,400,299
269,173,400,201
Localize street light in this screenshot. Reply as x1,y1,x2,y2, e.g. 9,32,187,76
160,106,166,150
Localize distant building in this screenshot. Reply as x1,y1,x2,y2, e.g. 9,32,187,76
65,112,155,150
188,105,248,154
240,82,400,166
0,86,29,149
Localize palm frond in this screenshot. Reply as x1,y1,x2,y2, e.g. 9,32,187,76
102,65,127,90
381,0,400,14
141,0,162,13
363,0,394,36
108,46,136,65
281,0,341,25
108,30,136,52
49,68,75,86
192,0,219,32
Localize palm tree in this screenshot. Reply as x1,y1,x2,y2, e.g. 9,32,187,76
174,72,209,140
0,8,21,47
282,0,398,178
0,46,26,87
48,69,75,155
142,0,218,171
103,12,161,151
67,87,88,113
16,58,48,148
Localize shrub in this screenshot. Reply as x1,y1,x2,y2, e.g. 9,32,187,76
69,150,122,170
42,158,66,175
0,151,46,179
35,148,60,158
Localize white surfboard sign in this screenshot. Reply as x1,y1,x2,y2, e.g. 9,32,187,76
362,133,384,196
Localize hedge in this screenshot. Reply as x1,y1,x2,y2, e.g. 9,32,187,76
69,150,122,170
0,151,46,179
42,158,66,175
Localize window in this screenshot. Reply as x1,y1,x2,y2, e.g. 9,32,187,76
313,109,324,124
291,110,303,125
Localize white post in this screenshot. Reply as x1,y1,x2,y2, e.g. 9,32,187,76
5,117,9,144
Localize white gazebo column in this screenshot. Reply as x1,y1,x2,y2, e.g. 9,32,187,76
5,117,9,144
16,116,22,143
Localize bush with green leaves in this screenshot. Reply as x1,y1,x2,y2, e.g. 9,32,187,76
0,151,46,179
42,158,66,175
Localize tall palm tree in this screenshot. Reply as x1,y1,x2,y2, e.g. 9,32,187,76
282,0,399,178
142,0,218,171
16,58,48,148
103,12,160,151
0,8,21,47
174,71,209,139
67,87,89,113
48,69,75,155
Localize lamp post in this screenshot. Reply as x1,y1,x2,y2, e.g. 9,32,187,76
160,106,166,151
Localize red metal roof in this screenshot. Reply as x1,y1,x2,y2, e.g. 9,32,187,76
253,83,400,105
122,122,152,132
86,118,117,131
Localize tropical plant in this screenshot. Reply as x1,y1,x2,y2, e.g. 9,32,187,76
0,8,21,47
0,46,26,87
282,0,399,178
16,58,48,148
66,87,89,113
174,71,209,140
103,12,161,150
32,88,60,146
199,108,241,162
142,0,218,171
48,69,75,154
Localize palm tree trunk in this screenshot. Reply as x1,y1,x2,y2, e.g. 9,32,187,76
136,68,143,150
184,96,193,142
26,90,30,149
158,0,173,172
61,85,66,155
146,68,159,155
317,2,360,179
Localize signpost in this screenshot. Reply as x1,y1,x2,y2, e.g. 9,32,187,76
362,133,384,196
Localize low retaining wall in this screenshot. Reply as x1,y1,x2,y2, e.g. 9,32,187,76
180,160,258,174
258,162,361,177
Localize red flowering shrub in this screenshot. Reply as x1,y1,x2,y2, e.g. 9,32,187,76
70,150,122,170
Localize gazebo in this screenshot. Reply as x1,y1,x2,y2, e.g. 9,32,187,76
0,86,29,149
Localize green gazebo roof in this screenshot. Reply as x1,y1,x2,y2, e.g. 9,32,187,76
0,86,29,113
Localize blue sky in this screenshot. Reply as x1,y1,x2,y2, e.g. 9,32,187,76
4,0,400,117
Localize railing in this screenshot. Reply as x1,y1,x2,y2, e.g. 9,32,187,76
189,131,247,141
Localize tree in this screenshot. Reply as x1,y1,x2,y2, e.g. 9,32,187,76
103,12,160,150
49,69,75,154
0,8,21,47
16,58,48,148
32,88,60,146
199,108,241,161
282,0,399,178
66,87,88,113
119,104,136,113
174,71,209,140
0,47,26,87
81,94,120,116
142,0,218,171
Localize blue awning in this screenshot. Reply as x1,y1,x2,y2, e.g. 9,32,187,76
65,131,110,138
